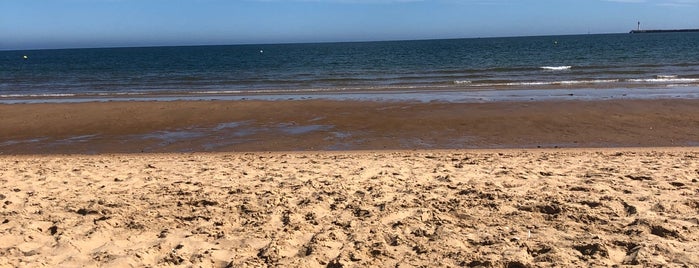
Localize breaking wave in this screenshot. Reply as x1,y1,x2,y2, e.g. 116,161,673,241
540,66,572,71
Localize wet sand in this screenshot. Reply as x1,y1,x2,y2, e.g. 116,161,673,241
2,99,699,154
1,149,698,267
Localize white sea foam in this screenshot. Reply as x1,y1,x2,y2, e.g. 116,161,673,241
96,92,147,96
540,66,572,71
193,90,246,94
192,85,452,95
0,92,152,98
466,78,698,87
511,79,618,86
556,79,619,84
0,93,77,98
469,79,619,87
656,75,678,79
628,78,699,83
454,80,472,84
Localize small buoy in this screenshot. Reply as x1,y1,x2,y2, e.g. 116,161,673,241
23,55,28,60
259,50,263,54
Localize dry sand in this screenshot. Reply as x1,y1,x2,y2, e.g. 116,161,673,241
1,148,698,267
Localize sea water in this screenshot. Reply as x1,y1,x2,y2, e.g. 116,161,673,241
1,32,698,102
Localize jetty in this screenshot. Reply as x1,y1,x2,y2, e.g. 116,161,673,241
629,22,699,34
630,29,699,34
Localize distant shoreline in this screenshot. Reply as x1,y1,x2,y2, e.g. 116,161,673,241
3,31,697,51
630,29,699,34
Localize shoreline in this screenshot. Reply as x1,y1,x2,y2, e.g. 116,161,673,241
2,98,699,154
4,146,699,157
2,85,699,104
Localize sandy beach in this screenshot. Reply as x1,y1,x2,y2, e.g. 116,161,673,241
1,148,698,267
2,99,699,267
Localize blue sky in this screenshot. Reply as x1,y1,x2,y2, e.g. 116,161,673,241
1,0,698,50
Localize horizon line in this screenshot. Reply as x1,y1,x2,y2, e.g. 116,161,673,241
0,31,662,52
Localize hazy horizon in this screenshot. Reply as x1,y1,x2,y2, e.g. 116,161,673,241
2,0,698,50
1,31,653,51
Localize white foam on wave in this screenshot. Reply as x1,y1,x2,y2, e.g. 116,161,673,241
469,79,619,87
556,79,619,85
96,92,147,96
656,75,678,79
1,92,153,99
193,88,350,95
193,90,246,94
540,66,572,71
628,78,699,83
0,93,77,98
510,79,618,86
192,84,458,95
454,80,472,85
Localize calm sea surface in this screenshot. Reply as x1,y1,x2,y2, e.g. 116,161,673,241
1,33,698,101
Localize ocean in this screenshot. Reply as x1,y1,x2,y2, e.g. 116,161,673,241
1,32,698,102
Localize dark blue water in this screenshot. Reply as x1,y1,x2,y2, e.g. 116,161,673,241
1,33,698,99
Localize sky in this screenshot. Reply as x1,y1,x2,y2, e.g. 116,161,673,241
1,0,698,50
